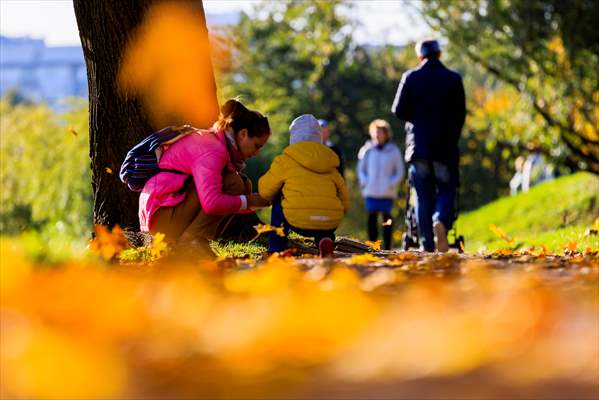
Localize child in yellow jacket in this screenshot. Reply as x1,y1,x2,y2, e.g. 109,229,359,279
258,114,349,257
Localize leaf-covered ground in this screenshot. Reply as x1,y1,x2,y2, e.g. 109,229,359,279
1,233,598,399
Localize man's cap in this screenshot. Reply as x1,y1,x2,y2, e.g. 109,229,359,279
415,40,441,58
318,119,329,128
289,114,322,145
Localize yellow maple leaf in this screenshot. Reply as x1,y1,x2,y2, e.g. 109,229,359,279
539,244,550,256
489,224,514,244
68,127,78,136
365,240,381,251
252,224,285,241
105,167,113,174
150,232,169,260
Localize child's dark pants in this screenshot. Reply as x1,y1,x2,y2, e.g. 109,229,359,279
268,196,335,252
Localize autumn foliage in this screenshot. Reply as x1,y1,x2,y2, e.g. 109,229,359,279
118,1,219,128
1,231,598,398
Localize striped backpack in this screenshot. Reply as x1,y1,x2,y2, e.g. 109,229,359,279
119,125,196,192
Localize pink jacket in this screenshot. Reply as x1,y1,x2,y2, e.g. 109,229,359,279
139,128,243,231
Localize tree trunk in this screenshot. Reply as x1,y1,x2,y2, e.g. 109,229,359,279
73,0,217,230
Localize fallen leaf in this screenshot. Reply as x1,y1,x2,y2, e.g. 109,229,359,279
349,253,383,265
150,232,168,260
88,225,128,261
565,241,578,253
365,240,381,251
251,224,285,241
489,224,515,245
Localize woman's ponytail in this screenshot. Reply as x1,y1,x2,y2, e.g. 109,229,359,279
214,98,270,138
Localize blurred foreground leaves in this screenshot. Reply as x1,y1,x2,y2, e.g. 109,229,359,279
1,238,598,398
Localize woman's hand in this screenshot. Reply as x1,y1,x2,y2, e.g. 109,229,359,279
247,193,271,209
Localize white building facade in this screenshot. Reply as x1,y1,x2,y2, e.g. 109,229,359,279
0,36,87,106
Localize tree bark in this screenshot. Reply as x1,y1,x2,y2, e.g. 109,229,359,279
73,0,217,230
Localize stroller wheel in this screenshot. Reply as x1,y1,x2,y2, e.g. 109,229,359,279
402,233,417,251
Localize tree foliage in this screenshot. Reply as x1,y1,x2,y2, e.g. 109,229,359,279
214,0,414,179
419,0,599,173
0,99,92,237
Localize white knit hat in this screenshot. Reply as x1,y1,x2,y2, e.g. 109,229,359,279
289,114,322,145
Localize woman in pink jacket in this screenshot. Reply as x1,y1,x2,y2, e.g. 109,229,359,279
139,99,271,255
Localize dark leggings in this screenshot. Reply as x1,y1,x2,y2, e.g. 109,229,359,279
367,212,393,250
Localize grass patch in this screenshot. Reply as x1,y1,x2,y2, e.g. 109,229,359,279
211,238,267,259
458,172,599,252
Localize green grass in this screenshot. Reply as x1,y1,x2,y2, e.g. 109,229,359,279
211,238,267,259
457,172,599,253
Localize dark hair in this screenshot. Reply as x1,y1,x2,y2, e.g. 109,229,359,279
416,40,441,59
213,98,270,138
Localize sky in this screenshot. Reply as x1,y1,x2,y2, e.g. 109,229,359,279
0,0,430,46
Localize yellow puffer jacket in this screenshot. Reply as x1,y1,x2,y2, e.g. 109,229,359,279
258,142,350,230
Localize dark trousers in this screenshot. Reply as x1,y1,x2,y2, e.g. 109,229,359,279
268,197,336,252
367,212,393,250
408,160,457,252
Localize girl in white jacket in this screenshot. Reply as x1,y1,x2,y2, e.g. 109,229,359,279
357,119,405,250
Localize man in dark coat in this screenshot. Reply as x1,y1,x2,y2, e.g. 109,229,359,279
391,39,466,252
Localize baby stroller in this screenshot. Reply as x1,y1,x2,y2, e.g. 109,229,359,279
401,181,465,252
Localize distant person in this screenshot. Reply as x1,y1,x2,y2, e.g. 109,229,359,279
391,39,466,252
318,119,345,177
259,114,349,257
357,119,405,250
522,143,554,192
509,156,526,196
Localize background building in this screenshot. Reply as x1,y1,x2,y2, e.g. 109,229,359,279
0,12,238,108
0,35,87,106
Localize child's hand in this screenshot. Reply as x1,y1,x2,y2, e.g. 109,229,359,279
247,193,271,209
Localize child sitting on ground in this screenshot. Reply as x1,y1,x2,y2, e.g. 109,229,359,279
258,114,349,257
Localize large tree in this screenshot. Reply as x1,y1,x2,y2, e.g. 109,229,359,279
73,0,218,230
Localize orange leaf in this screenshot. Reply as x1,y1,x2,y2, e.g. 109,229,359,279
565,240,578,252
68,127,78,136
88,225,128,261
105,167,113,174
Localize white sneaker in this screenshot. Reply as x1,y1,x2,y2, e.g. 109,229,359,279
433,221,449,253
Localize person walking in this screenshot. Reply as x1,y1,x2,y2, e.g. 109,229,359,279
357,119,405,250
391,39,466,252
